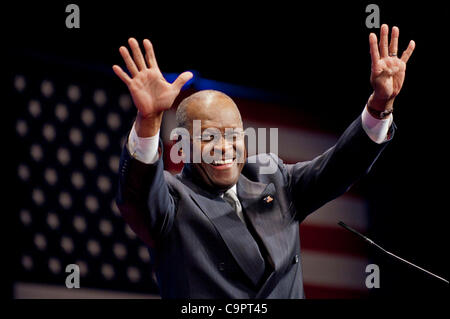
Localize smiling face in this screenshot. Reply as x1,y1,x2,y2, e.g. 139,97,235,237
177,90,246,192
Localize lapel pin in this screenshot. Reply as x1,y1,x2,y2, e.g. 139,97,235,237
263,195,273,203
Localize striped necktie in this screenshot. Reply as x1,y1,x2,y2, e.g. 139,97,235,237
223,188,245,224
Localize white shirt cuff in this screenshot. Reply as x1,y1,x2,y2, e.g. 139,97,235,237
361,105,393,144
127,122,160,164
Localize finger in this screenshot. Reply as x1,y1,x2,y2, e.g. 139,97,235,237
143,39,159,69
128,38,147,71
172,71,193,92
401,40,416,63
369,33,380,67
379,24,389,58
112,65,132,85
389,26,399,56
119,46,139,77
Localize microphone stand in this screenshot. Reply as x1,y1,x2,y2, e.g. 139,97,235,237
338,221,449,285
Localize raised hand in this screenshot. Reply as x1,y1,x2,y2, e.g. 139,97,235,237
368,24,415,112
113,38,193,135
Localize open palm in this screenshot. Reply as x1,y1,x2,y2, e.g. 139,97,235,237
369,25,415,107
113,38,193,118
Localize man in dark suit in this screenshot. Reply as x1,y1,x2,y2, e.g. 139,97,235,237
113,24,415,298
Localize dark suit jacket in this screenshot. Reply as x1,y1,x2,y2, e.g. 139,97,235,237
116,115,394,298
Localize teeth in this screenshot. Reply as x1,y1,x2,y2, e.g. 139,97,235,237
213,159,233,165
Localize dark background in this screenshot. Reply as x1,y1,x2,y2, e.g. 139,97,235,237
5,0,449,300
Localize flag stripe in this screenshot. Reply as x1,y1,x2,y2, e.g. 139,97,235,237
300,224,369,258
301,250,369,291
302,195,369,232
303,284,368,299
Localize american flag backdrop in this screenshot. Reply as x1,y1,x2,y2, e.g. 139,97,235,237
11,54,371,299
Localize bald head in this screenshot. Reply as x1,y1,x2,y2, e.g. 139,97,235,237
176,90,242,130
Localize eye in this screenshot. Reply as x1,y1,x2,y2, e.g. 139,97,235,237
201,134,215,142
225,132,243,140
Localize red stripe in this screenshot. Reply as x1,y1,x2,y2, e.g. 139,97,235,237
233,97,338,135
162,141,183,173
303,283,368,299
300,224,369,258
172,91,339,135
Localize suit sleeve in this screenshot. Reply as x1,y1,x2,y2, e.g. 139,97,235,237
116,139,176,247
285,115,395,222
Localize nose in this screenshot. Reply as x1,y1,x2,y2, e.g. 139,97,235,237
213,135,234,157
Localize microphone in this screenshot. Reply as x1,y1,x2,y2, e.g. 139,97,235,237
338,221,449,285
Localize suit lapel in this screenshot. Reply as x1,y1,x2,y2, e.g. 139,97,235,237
181,164,289,289
237,175,290,274
189,189,266,287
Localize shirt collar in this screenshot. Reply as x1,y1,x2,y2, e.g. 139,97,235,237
220,184,237,198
